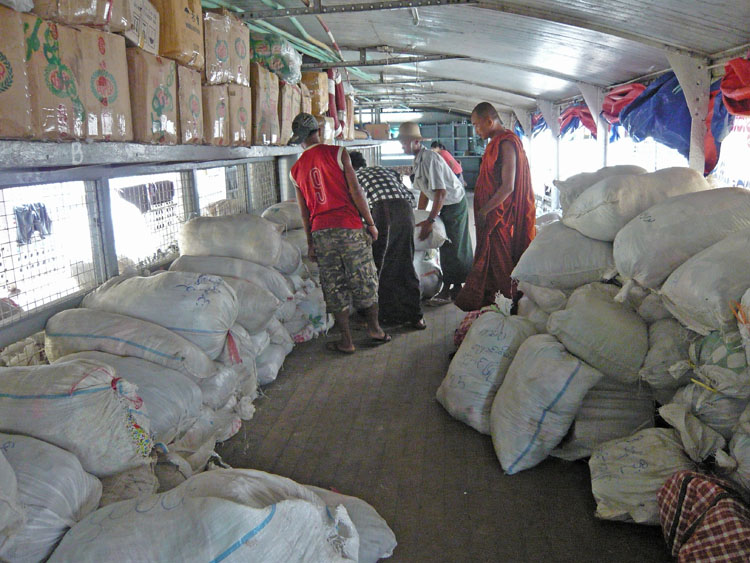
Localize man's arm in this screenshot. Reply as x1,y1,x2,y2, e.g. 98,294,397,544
341,149,378,241
417,192,429,211
478,140,516,222
294,186,316,260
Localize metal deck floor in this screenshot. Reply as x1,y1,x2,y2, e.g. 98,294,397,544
217,303,672,563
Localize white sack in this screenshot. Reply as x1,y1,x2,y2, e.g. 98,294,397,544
658,403,726,463
187,364,239,410
171,408,227,472
221,277,280,335
739,289,750,365
553,164,647,214
661,228,750,334
670,383,749,440
57,351,202,446
219,323,269,366
413,209,449,250
517,281,569,313
511,221,615,289
613,187,750,292
639,319,694,404
154,451,193,493
82,272,238,359
275,239,303,275
726,406,750,494
490,334,604,474
589,428,696,525
547,283,648,384
261,200,305,231
179,215,284,267
45,308,215,379
516,296,549,333
551,378,654,461
637,293,673,324
267,317,294,354
256,343,289,385
282,228,310,256
49,469,358,563
99,462,159,507
535,211,561,230
170,254,294,302
563,167,710,241
414,250,443,299
0,434,101,562
0,450,23,537
692,330,748,375
436,312,537,434
307,485,397,563
0,360,152,477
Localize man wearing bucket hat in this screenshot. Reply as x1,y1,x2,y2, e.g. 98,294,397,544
399,122,473,305
289,113,391,354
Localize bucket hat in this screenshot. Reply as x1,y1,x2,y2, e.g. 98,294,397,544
396,122,429,140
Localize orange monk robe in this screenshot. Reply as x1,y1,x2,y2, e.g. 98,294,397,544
454,130,536,311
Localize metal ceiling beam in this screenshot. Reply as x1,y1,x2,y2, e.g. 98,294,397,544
245,0,476,19
474,1,708,58
302,54,467,69
350,79,463,86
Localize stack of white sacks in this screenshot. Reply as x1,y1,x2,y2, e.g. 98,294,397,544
438,164,750,525
0,210,397,560
413,209,448,299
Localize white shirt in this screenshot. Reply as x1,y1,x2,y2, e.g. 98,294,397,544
412,147,465,206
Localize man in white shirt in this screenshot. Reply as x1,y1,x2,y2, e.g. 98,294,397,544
399,122,473,305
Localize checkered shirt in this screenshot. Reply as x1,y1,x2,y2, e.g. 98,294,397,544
658,470,750,562
355,166,415,206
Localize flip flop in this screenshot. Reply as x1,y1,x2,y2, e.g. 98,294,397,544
425,296,452,306
409,318,427,330
325,341,355,355
367,333,392,346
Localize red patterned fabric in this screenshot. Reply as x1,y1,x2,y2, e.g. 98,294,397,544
602,83,646,124
454,310,483,348
721,58,750,117
658,470,750,562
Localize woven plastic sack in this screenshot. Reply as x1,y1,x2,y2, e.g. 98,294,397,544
670,383,750,440
170,254,294,302
436,311,536,434
219,323,270,367
221,277,280,335
0,450,22,537
551,377,654,461
639,319,695,404
282,228,310,258
413,209,449,250
661,228,750,334
261,200,304,231
256,343,289,385
658,403,727,464
563,167,710,241
517,281,569,313
547,283,648,384
0,359,152,477
613,188,750,295
414,249,443,299
58,351,202,445
589,428,696,524
99,462,159,507
516,296,549,333
82,272,238,359
275,239,303,275
511,221,614,289
179,215,284,268
553,164,647,214
45,308,215,379
49,469,358,563
637,293,673,324
490,334,603,474
0,434,101,562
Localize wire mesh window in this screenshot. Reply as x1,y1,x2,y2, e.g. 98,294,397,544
0,181,96,323
248,160,279,212
109,172,186,271
196,166,248,216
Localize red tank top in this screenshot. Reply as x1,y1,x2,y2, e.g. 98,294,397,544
290,144,363,231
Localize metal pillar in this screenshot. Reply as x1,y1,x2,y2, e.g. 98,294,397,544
576,82,608,167
667,52,710,172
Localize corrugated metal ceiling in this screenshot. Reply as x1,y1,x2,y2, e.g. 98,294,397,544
226,0,750,115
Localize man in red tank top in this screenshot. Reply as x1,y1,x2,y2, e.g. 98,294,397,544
454,102,536,311
289,113,391,353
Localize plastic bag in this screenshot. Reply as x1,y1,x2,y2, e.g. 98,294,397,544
249,32,302,84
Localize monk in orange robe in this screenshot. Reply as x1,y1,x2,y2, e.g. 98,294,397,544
454,102,536,311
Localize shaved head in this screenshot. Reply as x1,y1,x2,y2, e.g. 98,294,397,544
472,102,500,121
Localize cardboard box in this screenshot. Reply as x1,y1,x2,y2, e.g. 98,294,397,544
126,47,177,144
321,116,335,144
230,16,249,87
0,6,33,139
152,0,204,70
202,84,229,146
249,62,279,146
300,82,311,115
278,82,300,145
33,0,131,31
301,71,328,115
227,84,251,146
123,0,160,56
77,27,132,141
21,15,85,140
203,12,231,84
177,64,202,144
365,123,390,140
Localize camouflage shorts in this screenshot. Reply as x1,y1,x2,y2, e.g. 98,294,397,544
311,228,379,314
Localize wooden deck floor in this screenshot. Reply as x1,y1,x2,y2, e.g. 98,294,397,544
217,303,672,563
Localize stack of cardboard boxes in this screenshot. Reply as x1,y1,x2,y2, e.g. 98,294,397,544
0,1,356,146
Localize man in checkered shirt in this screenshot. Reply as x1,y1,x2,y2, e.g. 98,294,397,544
350,151,425,330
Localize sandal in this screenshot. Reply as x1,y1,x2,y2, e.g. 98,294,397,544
426,296,452,306
366,333,392,346
325,341,355,355
409,318,427,330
